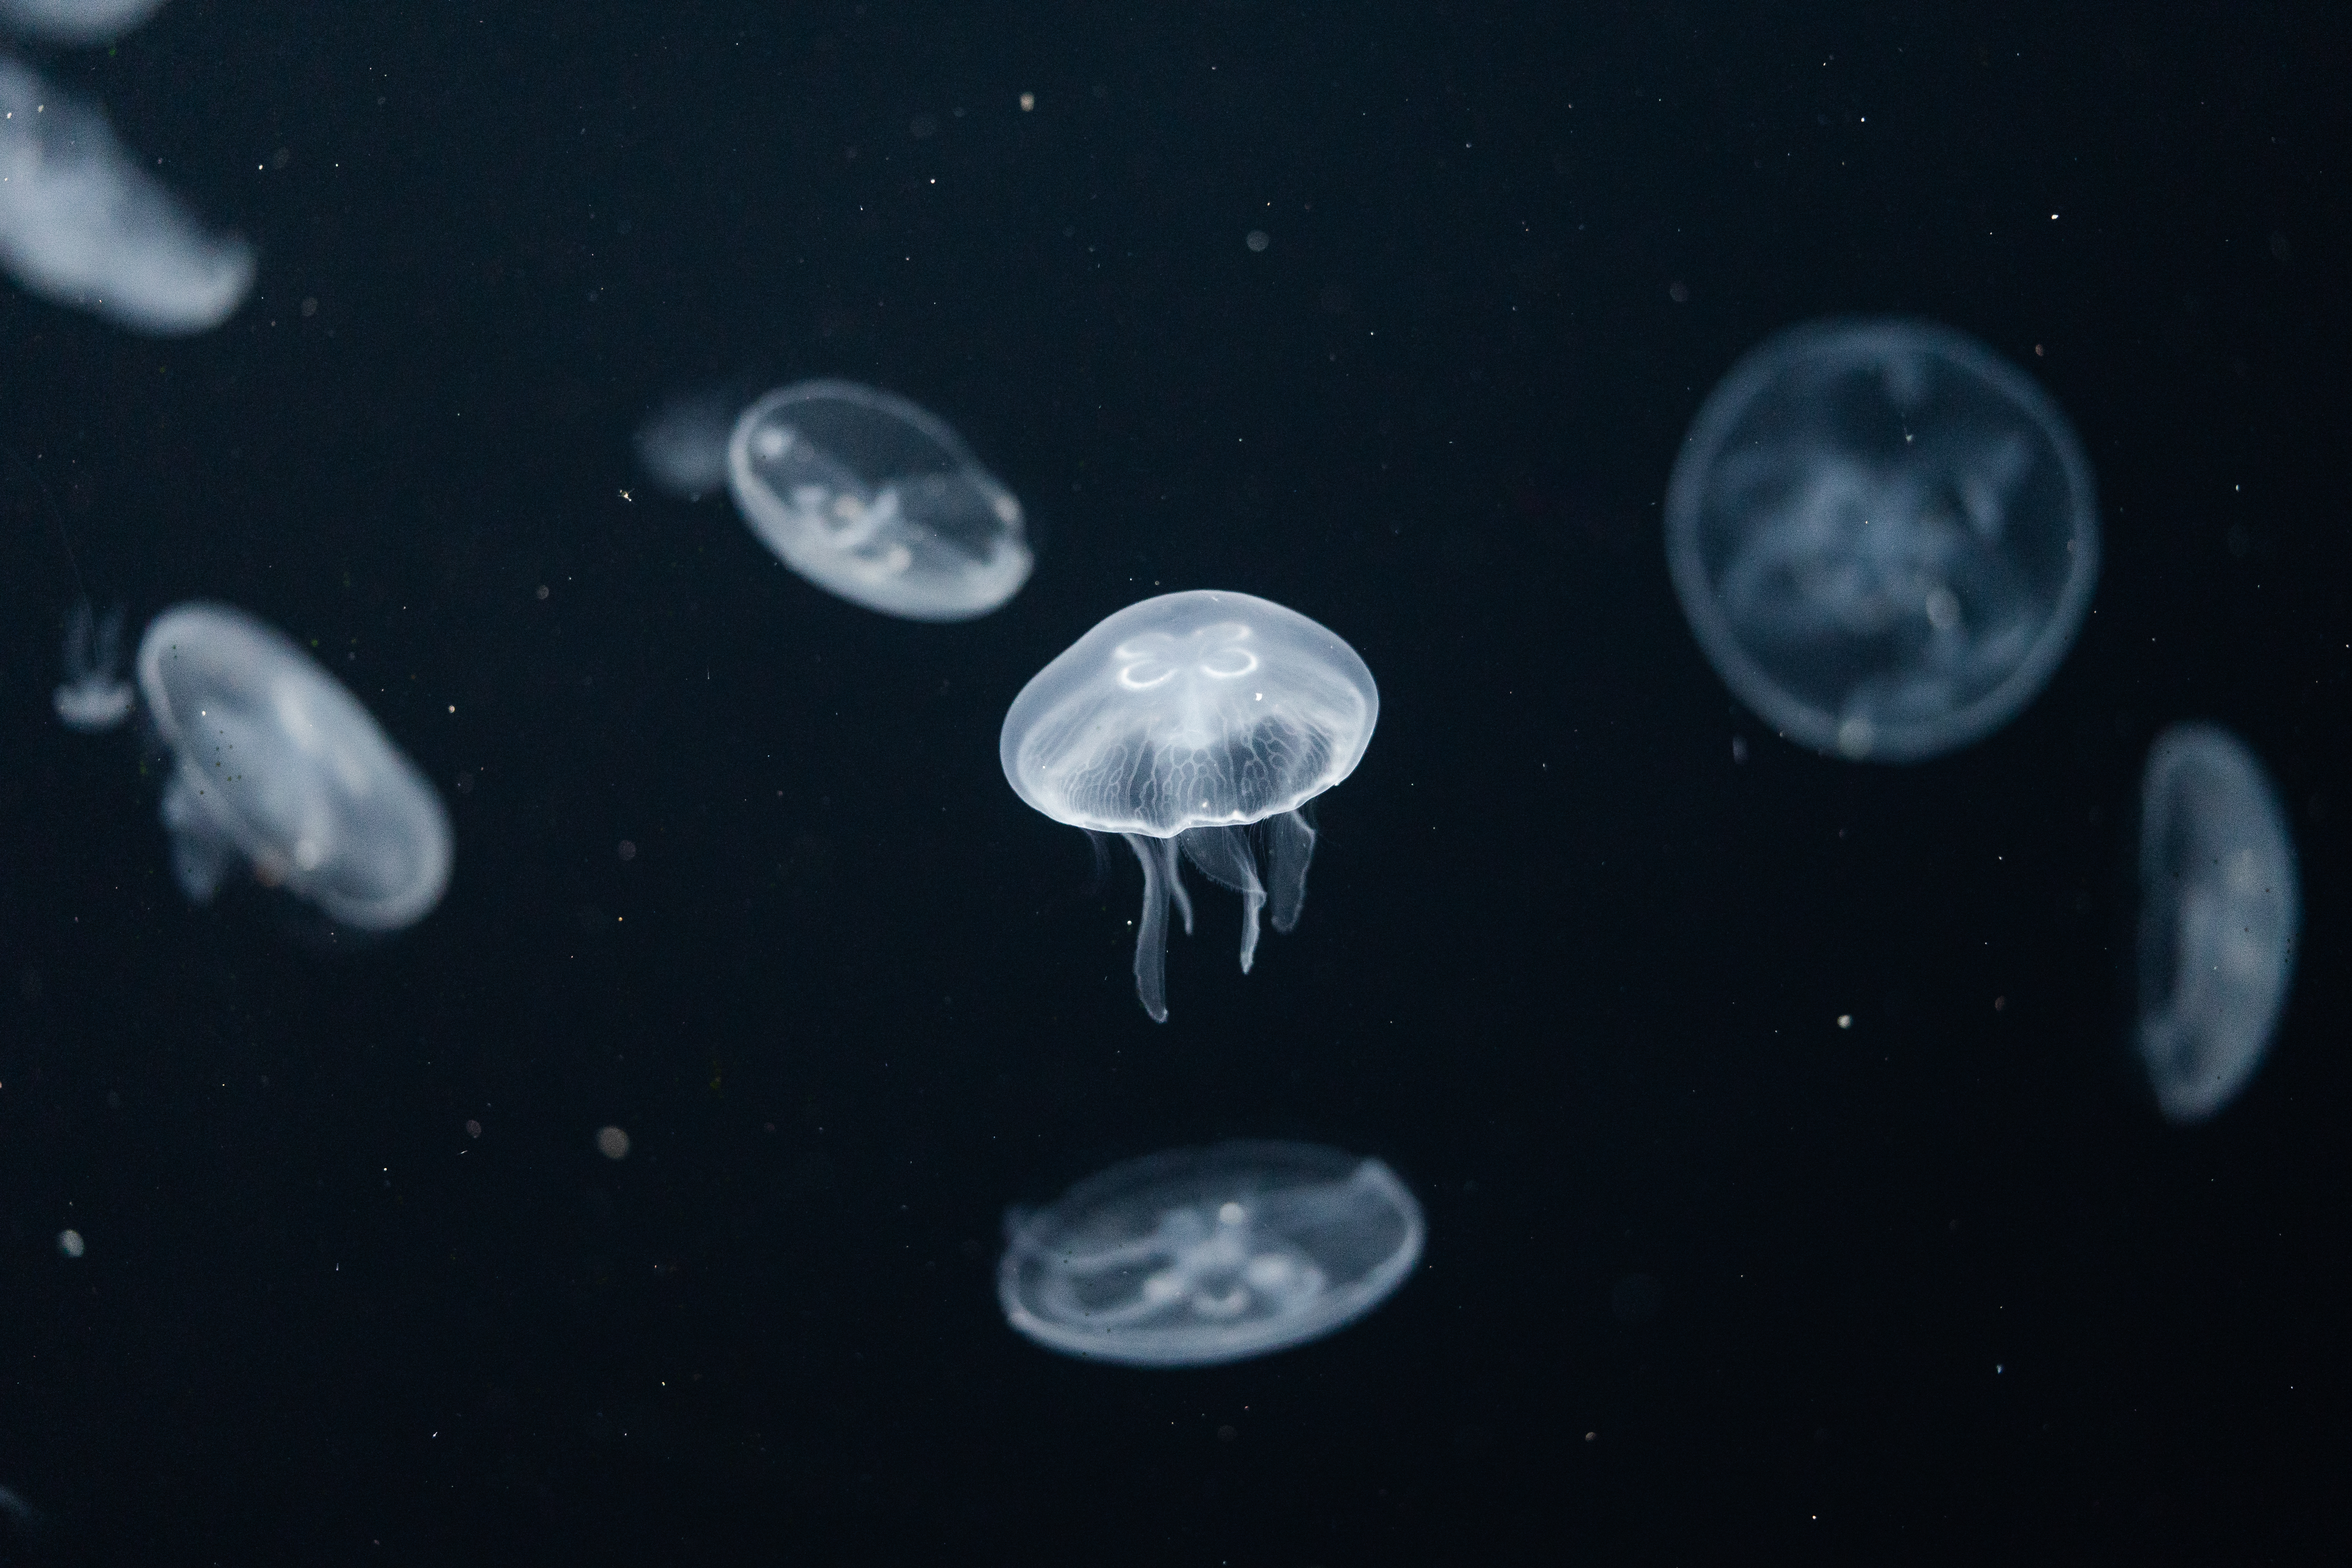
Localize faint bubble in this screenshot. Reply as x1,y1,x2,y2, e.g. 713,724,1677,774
1245,230,1270,252
270,146,291,170
301,297,318,318
1609,1272,1662,1324
57,1229,84,1259
465,1119,482,1139
1837,1014,1853,1029
617,840,637,862
596,1126,632,1160
1668,280,1690,303
1019,92,1035,112
536,585,550,600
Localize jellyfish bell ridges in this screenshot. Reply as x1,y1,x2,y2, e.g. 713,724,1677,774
999,1142,1423,1367
1000,589,1379,1021
1665,317,2099,763
2136,723,2300,1123
137,603,453,932
725,380,1031,621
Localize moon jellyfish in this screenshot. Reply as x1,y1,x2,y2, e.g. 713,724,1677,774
999,1142,1423,1367
633,390,738,500
0,55,255,335
2136,723,2300,1122
0,0,170,45
138,603,453,932
1665,318,2099,762
726,380,1031,621
51,598,131,731
1000,590,1379,1022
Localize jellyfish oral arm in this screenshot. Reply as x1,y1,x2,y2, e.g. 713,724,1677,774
1123,833,1188,1024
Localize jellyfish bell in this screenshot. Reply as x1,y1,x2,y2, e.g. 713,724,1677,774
137,603,452,933
51,598,132,731
1666,317,2099,762
1000,589,1378,1021
2134,723,2300,1122
725,380,1031,621
0,0,171,46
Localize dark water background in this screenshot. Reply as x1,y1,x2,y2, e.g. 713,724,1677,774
1,1,2346,1561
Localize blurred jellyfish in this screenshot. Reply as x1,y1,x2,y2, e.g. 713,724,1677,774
727,380,1031,620
0,0,170,45
2136,723,2299,1122
1000,1141,1423,1367
1666,318,2099,762
1000,590,1379,1021
52,597,131,730
0,55,255,334
633,390,739,500
138,603,452,931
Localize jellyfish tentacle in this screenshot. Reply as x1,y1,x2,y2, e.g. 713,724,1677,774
1264,810,1318,933
1163,835,1194,937
1178,825,1267,973
1123,832,1174,1024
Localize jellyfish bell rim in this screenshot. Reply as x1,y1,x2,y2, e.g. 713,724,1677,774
1664,315,2102,764
135,601,454,933
998,588,1381,834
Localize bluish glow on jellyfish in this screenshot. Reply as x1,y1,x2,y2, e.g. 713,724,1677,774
52,598,132,731
1000,590,1379,1022
0,55,255,334
2136,723,2300,1122
1666,318,2099,762
726,380,1031,621
0,0,169,45
1000,1142,1424,1367
138,603,453,932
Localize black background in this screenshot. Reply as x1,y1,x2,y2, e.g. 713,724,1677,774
1,1,2346,1562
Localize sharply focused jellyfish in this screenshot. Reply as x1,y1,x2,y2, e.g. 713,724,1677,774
0,54,255,334
2136,723,2299,1122
51,597,131,730
1000,590,1379,1022
726,380,1031,620
1666,318,2099,762
999,1142,1424,1367
138,603,453,931
0,0,170,45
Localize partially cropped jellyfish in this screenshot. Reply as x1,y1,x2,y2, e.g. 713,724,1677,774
51,597,132,731
0,54,255,335
138,603,453,932
0,0,170,45
1000,590,1379,1022
726,380,1031,620
2136,723,2299,1122
1666,318,2099,762
999,1141,1423,1367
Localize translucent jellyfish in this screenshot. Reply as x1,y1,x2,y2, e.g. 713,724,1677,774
633,390,737,500
51,597,132,731
1000,590,1379,1022
0,55,256,335
138,603,453,931
999,1142,1424,1367
726,380,1031,621
0,0,170,45
1665,318,2099,762
2136,723,2300,1122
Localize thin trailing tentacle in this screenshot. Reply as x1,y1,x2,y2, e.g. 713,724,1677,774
1123,832,1173,1023
1265,809,1318,933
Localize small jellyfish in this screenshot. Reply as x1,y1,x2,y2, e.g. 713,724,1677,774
2136,723,2300,1122
726,380,1031,621
1666,318,2099,762
137,603,453,932
51,598,132,731
999,1141,1424,1367
633,390,739,500
1000,590,1379,1022
0,54,255,335
0,0,170,45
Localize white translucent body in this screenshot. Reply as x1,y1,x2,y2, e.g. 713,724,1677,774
138,603,453,931
1666,318,2099,762
725,380,1030,621
51,598,132,731
0,56,254,334
1000,1142,1423,1367
2137,724,2300,1122
0,0,168,45
1000,590,1379,1020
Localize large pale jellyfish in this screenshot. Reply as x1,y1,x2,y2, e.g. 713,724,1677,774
2136,723,2300,1122
0,54,255,334
1666,318,2099,761
137,603,453,932
51,597,131,730
1000,590,1379,1022
1000,1142,1424,1367
0,0,171,45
